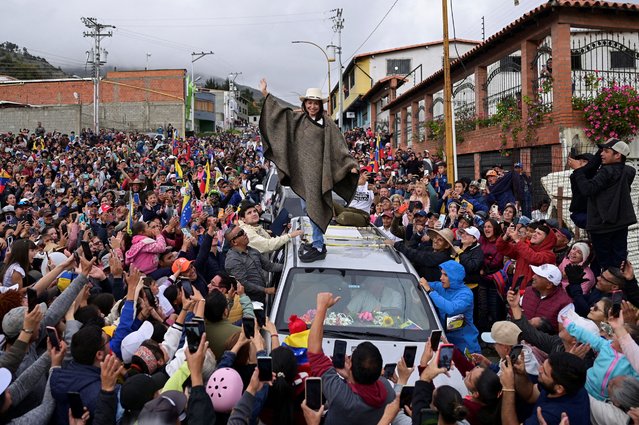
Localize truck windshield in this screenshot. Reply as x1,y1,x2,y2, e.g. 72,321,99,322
275,268,438,341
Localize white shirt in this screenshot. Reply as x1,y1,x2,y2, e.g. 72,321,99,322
348,183,374,213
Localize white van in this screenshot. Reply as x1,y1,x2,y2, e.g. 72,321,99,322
268,218,468,391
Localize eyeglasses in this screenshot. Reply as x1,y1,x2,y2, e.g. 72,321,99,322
231,229,246,241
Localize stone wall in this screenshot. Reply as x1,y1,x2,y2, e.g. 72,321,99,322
0,105,81,134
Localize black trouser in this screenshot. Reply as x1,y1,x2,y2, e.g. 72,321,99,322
590,227,628,271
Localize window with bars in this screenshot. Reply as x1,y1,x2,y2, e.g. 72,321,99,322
387,59,411,75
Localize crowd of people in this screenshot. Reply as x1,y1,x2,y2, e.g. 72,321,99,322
0,110,637,425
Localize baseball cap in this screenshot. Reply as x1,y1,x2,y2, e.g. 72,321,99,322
1,304,47,338
98,204,113,214
138,390,187,424
481,321,521,345
530,264,562,286
171,258,193,274
414,210,428,218
121,321,154,364
598,138,630,157
382,210,394,218
558,304,600,337
459,226,480,240
486,170,498,177
121,373,166,412
514,162,523,168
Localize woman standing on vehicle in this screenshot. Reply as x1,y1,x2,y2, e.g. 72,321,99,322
259,79,358,263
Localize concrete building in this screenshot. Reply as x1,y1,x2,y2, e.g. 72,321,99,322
0,69,186,135
194,90,216,132
329,39,479,131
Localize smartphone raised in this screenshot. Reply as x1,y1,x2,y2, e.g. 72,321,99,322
305,377,323,411
438,344,454,370
399,385,414,409
509,344,524,364
512,275,525,294
193,317,205,335
27,287,38,312
46,326,60,351
611,290,623,318
184,322,201,353
67,392,85,419
242,317,255,339
257,355,273,381
332,340,347,369
383,363,397,379
430,330,442,351
179,279,193,298
80,240,93,261
403,345,418,368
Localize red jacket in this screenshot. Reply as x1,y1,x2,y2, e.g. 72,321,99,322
521,285,572,330
496,231,557,292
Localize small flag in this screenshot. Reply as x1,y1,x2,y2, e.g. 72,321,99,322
205,161,211,194
127,193,135,235
175,159,183,179
180,183,193,228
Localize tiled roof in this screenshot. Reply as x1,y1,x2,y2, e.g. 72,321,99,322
384,0,639,111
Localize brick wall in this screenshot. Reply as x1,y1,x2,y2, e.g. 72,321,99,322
0,69,185,106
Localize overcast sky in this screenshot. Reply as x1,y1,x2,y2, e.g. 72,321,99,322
5,0,638,104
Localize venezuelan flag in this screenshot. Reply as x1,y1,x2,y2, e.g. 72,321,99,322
180,183,192,228
175,159,183,179
127,193,135,235
204,161,211,194
0,170,11,194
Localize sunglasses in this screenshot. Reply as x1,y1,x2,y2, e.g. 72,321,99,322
231,229,246,241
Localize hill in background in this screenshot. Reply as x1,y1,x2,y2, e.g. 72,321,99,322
0,42,68,80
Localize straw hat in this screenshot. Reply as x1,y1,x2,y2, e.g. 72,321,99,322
426,228,460,254
299,88,328,103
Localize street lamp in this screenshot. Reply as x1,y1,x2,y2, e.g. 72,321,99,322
191,51,214,133
291,40,335,114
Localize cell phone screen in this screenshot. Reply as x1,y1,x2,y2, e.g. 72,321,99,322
403,345,417,368
305,377,323,411
332,340,347,369
430,330,442,351
184,322,201,353
383,363,397,379
611,290,623,318
46,326,60,351
67,392,85,419
27,288,38,312
180,280,193,297
399,386,414,409
257,356,272,381
509,344,524,364
419,408,439,425
80,241,93,261
438,344,454,370
242,317,255,339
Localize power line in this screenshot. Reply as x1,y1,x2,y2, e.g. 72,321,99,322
103,10,328,22
116,17,326,28
344,0,400,63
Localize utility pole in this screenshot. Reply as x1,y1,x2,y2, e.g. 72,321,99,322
331,8,344,131
146,53,152,70
227,72,242,129
481,16,485,41
441,0,455,183
190,51,214,132
82,17,114,135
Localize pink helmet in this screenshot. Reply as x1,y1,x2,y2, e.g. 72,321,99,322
206,367,243,412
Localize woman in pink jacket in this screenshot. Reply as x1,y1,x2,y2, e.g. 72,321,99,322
125,220,167,274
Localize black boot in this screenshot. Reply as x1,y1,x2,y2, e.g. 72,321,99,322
299,246,327,263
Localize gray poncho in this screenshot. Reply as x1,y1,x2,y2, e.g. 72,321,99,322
259,95,358,232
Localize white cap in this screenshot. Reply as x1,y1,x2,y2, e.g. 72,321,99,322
460,226,480,240
121,321,154,364
530,264,562,286
598,138,631,157
558,304,600,337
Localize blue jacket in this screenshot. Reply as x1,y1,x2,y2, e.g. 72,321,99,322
567,321,639,401
50,361,119,425
428,260,481,353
